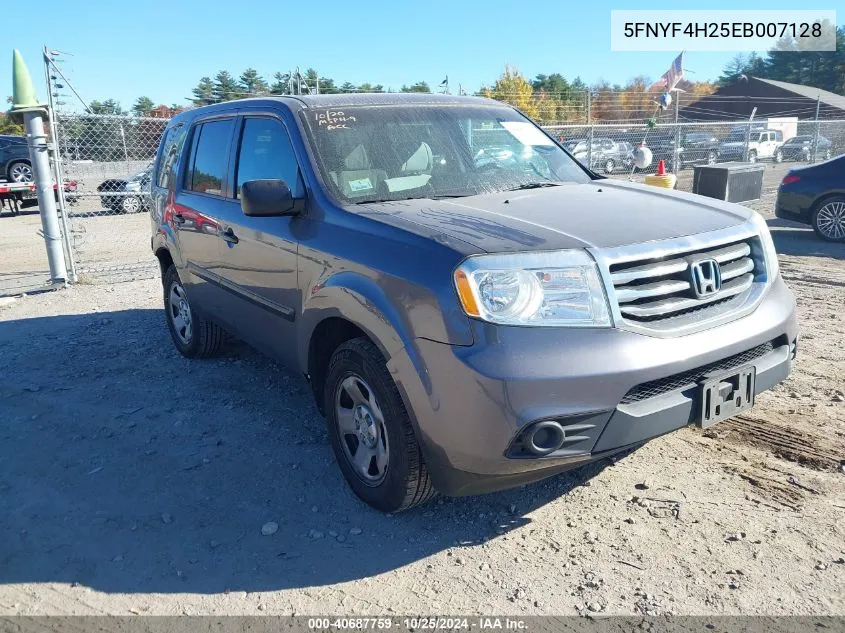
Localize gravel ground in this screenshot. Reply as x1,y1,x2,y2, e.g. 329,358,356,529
1,171,844,616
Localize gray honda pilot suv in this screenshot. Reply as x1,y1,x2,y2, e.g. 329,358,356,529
150,94,797,512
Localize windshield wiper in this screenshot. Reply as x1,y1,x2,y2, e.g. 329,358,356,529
504,182,562,191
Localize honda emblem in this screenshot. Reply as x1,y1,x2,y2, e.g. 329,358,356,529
689,258,722,298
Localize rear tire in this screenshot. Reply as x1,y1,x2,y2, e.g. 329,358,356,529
324,337,436,512
163,265,224,358
747,151,757,164
811,196,845,242
8,160,33,183
774,150,783,163
603,158,615,174
707,151,717,165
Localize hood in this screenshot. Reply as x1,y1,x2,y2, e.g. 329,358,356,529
351,180,752,254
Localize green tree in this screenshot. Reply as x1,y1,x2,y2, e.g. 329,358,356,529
132,96,155,116
192,76,216,105
401,81,430,93
89,99,124,115
339,81,357,92
270,72,292,95
239,68,269,96
483,66,539,119
357,82,384,93
0,113,23,135
213,71,240,102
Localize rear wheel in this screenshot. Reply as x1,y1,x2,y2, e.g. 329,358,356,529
812,196,845,242
774,149,783,163
325,337,436,512
747,150,757,164
707,151,717,165
163,265,224,357
603,158,615,174
8,161,33,183
120,196,141,214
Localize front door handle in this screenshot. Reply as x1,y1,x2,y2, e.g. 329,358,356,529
219,228,239,245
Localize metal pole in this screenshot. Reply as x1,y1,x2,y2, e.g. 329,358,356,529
25,113,68,284
119,122,129,162
810,95,821,163
43,47,77,282
586,91,591,125
672,97,680,173
12,49,67,285
743,106,757,163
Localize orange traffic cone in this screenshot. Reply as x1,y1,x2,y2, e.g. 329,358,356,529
645,158,677,189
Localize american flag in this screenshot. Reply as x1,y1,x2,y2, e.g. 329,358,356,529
660,53,684,91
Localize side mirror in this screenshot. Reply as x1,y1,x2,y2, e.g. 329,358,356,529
241,179,301,217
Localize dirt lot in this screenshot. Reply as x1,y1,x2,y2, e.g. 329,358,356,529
1,174,844,617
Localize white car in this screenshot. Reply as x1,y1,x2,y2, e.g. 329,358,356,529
718,128,785,163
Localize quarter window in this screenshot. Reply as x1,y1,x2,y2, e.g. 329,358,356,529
186,119,234,196
235,117,303,198
156,123,185,189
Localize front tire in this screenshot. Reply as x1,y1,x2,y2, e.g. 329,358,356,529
163,265,224,357
325,337,436,512
707,151,717,165
603,158,615,174
812,196,845,242
774,150,783,163
747,151,757,164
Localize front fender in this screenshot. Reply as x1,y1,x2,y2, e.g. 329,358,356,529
298,271,416,370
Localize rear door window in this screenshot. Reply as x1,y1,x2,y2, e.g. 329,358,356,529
185,119,235,196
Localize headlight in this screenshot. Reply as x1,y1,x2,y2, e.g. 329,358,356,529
454,250,611,327
749,212,779,280
125,181,142,192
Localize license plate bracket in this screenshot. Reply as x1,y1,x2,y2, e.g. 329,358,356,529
699,365,756,428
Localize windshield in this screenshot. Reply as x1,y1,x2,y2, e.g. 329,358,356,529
786,136,810,144
302,104,591,204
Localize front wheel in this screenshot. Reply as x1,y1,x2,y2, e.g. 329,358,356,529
774,150,783,163
163,265,224,357
707,151,717,165
603,158,615,174
325,337,436,512
747,151,757,164
812,196,845,242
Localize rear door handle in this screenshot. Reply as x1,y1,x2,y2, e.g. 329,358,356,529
219,228,239,245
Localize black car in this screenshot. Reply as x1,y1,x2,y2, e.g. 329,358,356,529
778,135,833,162
97,167,152,213
775,154,845,241
0,135,32,182
647,131,719,170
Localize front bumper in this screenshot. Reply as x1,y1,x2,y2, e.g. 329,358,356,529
388,277,797,496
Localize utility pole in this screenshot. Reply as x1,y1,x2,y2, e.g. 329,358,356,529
11,49,67,285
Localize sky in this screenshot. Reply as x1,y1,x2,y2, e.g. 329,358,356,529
6,0,819,110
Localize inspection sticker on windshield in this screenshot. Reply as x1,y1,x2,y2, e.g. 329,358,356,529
348,178,373,192
501,121,555,147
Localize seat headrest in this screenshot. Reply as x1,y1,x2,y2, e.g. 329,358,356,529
343,144,370,171
401,142,433,173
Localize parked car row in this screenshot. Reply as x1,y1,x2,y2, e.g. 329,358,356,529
560,128,840,174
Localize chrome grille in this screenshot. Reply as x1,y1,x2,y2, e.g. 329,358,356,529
609,238,762,325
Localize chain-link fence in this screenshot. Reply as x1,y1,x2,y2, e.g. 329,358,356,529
48,113,845,283
52,112,169,281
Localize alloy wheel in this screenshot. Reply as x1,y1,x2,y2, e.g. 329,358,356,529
168,282,193,344
815,201,845,241
335,375,389,485
10,162,33,183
